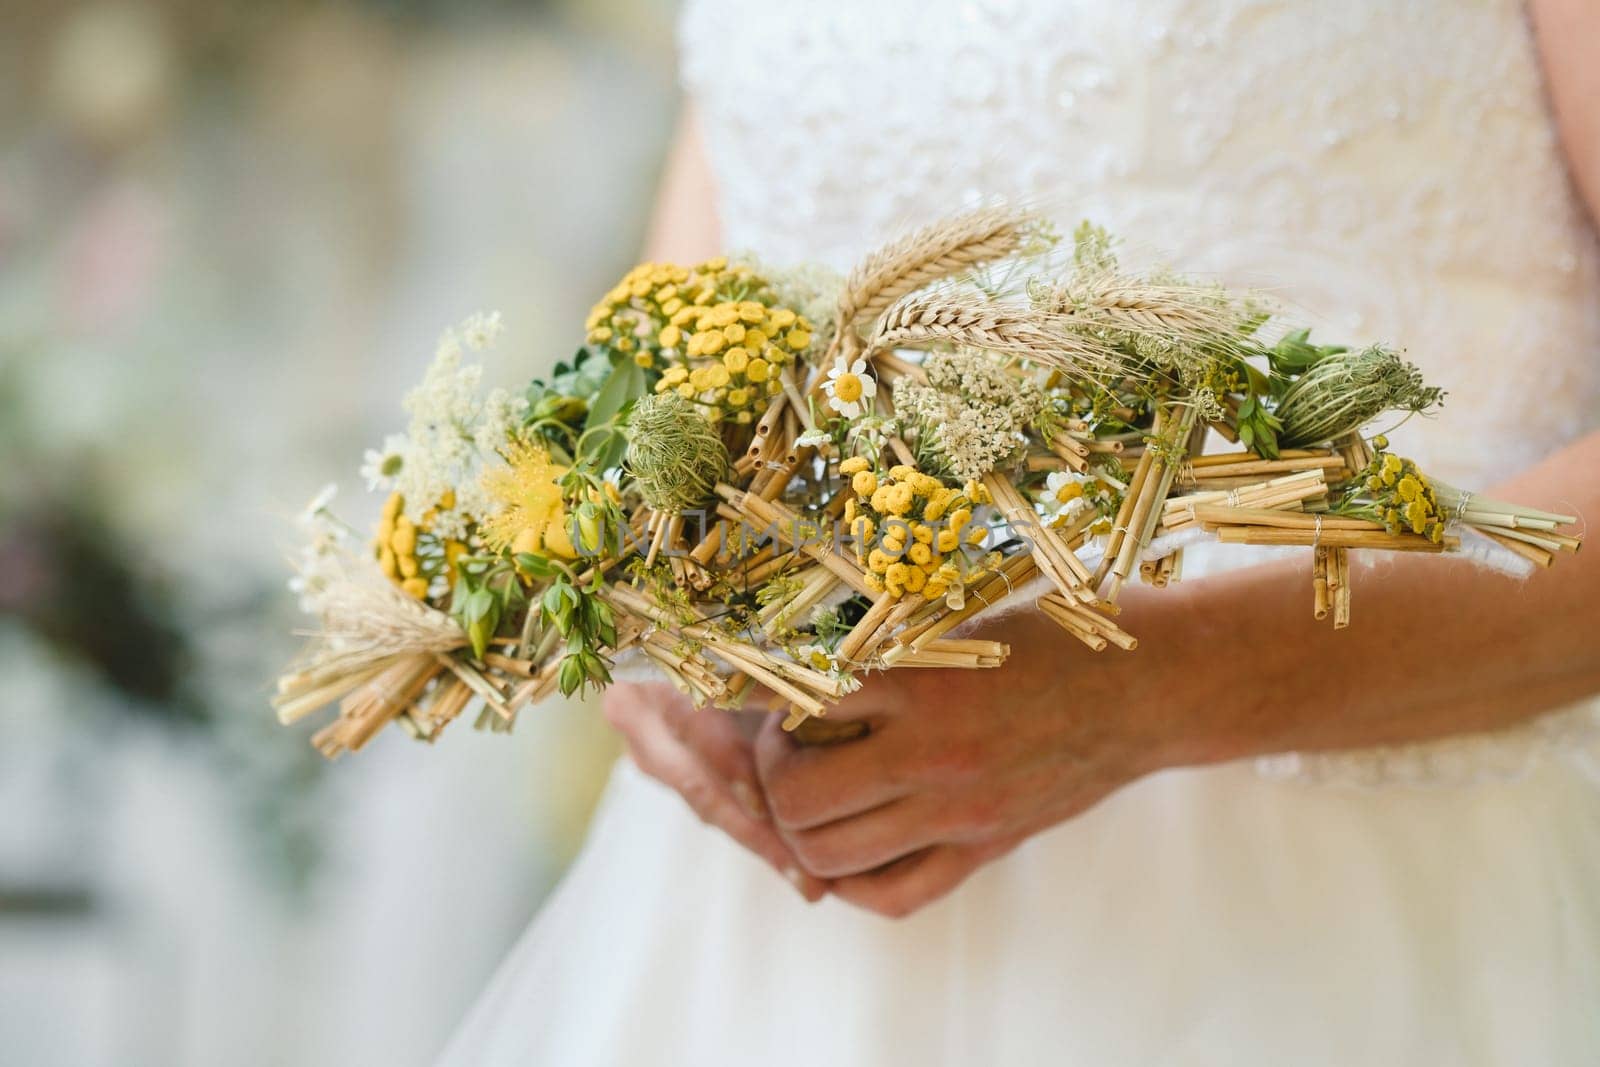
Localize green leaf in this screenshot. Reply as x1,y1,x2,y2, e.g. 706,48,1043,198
588,357,647,430
515,552,556,578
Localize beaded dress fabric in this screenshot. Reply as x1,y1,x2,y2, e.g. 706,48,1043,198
437,4,1600,1063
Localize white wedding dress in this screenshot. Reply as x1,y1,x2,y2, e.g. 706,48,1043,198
439,1,1600,1063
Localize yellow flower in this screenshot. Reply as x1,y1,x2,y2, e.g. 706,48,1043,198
390,518,417,557
658,324,682,349
852,470,878,497
587,326,613,344
697,328,726,355
769,307,796,329
706,363,732,388
632,351,653,368
1405,500,1429,534
723,323,746,344
723,346,750,374
676,382,696,399
398,553,420,578
867,548,893,573
903,565,927,594
887,484,915,516
689,366,714,392
378,544,399,578
743,328,767,351
839,456,871,476
786,328,812,351
936,528,960,553
401,577,429,599
478,439,578,560
885,562,911,590
660,366,689,386
908,542,933,566
863,573,886,593
726,387,750,407
911,522,934,544
967,526,989,546
382,492,404,522
745,357,771,383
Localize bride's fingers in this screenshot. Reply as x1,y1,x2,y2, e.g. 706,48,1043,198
659,698,772,820
776,795,950,879
611,690,827,901
828,835,1022,919
754,715,911,830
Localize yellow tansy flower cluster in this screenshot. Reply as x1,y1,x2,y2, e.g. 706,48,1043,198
1360,441,1446,543
375,491,467,599
838,458,992,600
583,256,813,425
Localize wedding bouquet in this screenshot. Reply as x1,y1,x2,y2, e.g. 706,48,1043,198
277,206,1582,755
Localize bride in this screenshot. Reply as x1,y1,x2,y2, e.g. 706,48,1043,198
440,1,1600,1063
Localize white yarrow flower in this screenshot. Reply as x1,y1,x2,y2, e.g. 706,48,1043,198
461,310,503,351
822,356,877,419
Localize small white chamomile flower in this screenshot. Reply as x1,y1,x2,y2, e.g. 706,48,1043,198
822,356,877,419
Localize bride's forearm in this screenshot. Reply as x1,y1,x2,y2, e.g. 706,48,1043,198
1139,430,1600,767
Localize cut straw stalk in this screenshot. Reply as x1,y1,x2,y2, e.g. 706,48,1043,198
1161,470,1328,531
1479,528,1554,568
1108,404,1200,600
1095,415,1159,589
1330,547,1351,629
759,565,840,637
1178,454,1345,484
882,554,1040,663
1216,526,1450,552
717,485,877,597
1189,506,1383,533
313,653,442,758
891,638,1010,668
1036,592,1138,652
1312,545,1330,620
983,473,1097,603
605,583,846,709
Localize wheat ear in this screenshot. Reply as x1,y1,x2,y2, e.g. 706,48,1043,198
867,289,1127,379
836,205,1039,341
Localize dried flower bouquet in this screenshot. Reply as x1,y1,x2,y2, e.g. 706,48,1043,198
277,206,1581,756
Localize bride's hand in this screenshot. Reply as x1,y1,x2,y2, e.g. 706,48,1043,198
753,609,1190,918
602,681,828,902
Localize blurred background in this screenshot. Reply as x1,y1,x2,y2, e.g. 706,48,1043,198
0,1,680,1063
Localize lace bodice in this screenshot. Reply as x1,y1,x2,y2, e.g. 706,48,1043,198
679,0,1600,786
